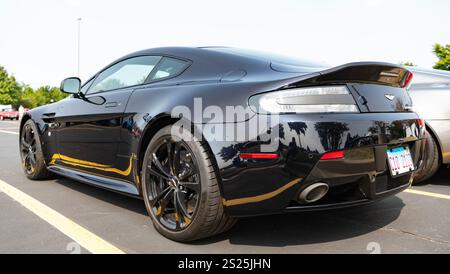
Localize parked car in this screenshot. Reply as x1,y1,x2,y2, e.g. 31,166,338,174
19,47,425,241
408,67,450,182
0,108,19,120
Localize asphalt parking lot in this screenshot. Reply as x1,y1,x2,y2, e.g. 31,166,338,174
1,120,450,254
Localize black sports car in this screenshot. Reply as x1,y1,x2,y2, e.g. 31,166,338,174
20,47,425,242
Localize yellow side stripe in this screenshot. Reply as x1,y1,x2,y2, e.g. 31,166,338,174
223,178,302,207
0,179,125,254
49,154,134,177
52,154,111,168
404,189,450,200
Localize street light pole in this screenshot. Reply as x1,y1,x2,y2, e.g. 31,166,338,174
77,18,82,77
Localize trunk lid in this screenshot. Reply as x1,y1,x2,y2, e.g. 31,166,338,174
348,83,412,113
288,62,414,113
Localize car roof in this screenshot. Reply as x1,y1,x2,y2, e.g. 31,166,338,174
103,47,269,77
91,47,326,84
123,46,253,63
200,47,326,67
408,67,450,85
122,46,325,70
408,67,450,77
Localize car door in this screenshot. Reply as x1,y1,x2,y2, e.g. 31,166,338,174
52,55,162,180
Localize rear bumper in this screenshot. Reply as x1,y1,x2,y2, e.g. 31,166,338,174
284,183,410,213
283,146,417,213
207,112,425,217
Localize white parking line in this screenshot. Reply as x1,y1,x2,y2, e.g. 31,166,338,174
0,130,19,135
405,189,450,201
0,179,125,254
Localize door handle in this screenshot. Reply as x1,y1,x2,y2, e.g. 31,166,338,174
105,102,119,108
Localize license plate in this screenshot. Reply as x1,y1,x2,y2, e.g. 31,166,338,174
387,147,414,177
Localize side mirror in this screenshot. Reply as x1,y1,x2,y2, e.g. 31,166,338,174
60,77,81,94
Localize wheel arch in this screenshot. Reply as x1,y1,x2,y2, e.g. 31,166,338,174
136,114,178,175
19,114,32,137
136,114,224,196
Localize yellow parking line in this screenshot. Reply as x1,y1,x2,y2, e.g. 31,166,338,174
404,189,450,200
0,130,19,135
0,179,125,254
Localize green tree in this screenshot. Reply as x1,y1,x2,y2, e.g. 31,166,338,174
33,86,68,107
433,43,450,71
1,65,68,109
0,66,22,107
18,86,36,108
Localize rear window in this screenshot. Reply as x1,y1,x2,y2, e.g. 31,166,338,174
150,57,190,81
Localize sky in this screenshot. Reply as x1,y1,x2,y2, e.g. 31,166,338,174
0,0,449,88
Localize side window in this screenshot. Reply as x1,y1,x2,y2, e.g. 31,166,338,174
150,57,189,81
88,56,161,94
80,78,94,94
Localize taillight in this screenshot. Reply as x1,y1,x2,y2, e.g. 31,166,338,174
249,86,359,114
240,153,279,160
320,150,345,160
403,71,414,89
418,118,424,128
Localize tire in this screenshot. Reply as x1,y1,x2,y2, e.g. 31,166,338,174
20,120,51,180
414,130,440,184
141,124,236,242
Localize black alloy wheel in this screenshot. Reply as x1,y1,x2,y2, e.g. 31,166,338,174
145,137,201,231
20,120,51,180
20,123,38,175
142,125,236,242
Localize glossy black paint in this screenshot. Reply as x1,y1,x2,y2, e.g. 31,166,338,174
207,113,424,216
21,47,424,217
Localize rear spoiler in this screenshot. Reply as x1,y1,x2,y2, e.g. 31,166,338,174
291,62,413,88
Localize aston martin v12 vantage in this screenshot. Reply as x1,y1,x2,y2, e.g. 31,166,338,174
20,47,425,241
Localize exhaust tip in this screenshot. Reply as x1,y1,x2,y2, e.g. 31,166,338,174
298,183,329,204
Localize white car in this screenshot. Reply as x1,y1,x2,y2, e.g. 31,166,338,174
408,68,450,182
